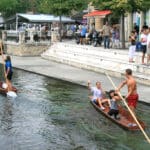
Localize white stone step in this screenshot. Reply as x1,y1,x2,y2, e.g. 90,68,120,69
42,42,150,85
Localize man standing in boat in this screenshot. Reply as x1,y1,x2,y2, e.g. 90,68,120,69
117,69,138,115
87,80,105,110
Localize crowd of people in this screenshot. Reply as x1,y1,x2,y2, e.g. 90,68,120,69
128,24,150,65
74,22,120,48
75,21,150,65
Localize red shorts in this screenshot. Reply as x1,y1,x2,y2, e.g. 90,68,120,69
127,94,138,108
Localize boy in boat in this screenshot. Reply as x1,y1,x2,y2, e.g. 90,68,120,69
5,55,13,91
87,80,105,110
100,90,121,119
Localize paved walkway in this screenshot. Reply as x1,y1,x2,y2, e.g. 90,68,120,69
0,56,149,103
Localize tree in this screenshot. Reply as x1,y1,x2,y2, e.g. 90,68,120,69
38,0,89,41
0,0,41,17
0,0,18,17
91,0,148,48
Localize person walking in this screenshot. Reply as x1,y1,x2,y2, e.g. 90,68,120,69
102,21,111,49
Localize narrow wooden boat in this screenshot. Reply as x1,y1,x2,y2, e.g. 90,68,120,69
0,81,17,95
90,100,146,131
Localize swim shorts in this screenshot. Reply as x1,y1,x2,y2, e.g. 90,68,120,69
127,94,139,108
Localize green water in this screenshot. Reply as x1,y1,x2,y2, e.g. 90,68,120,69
0,69,149,150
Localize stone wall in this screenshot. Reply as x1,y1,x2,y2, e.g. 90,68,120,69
6,43,49,56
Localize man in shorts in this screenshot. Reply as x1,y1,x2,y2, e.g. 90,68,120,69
88,80,105,110
117,69,138,125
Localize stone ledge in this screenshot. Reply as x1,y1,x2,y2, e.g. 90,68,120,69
6,44,49,56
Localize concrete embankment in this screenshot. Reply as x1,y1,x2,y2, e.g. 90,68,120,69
0,56,149,104
42,42,150,86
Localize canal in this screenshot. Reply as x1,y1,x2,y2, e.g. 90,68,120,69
0,69,149,150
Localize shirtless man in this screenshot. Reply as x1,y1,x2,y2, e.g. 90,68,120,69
117,69,138,114
88,80,105,110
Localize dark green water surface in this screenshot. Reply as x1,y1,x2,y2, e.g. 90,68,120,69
0,69,149,150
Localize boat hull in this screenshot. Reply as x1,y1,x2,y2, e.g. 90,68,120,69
90,100,146,131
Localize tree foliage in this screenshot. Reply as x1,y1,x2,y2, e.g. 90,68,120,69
38,0,89,16
0,0,89,17
0,0,41,17
91,0,149,14
0,0,18,17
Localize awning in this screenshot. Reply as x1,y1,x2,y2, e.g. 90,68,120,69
16,13,75,23
83,10,111,18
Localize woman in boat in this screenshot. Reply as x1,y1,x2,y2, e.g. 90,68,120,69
5,55,13,91
101,90,121,119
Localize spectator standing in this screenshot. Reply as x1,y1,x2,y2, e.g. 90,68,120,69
102,21,111,49
128,31,136,62
115,28,120,49
80,25,87,44
134,23,139,35
140,29,148,64
147,27,150,65
110,26,116,48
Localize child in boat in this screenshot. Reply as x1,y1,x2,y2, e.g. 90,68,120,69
101,90,120,119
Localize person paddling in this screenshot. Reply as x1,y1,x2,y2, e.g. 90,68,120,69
117,69,138,125
88,80,105,110
4,55,13,91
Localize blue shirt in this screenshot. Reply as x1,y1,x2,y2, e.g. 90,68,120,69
81,27,87,36
5,61,12,73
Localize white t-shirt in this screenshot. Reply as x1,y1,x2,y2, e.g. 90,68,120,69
91,87,102,100
141,33,147,45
